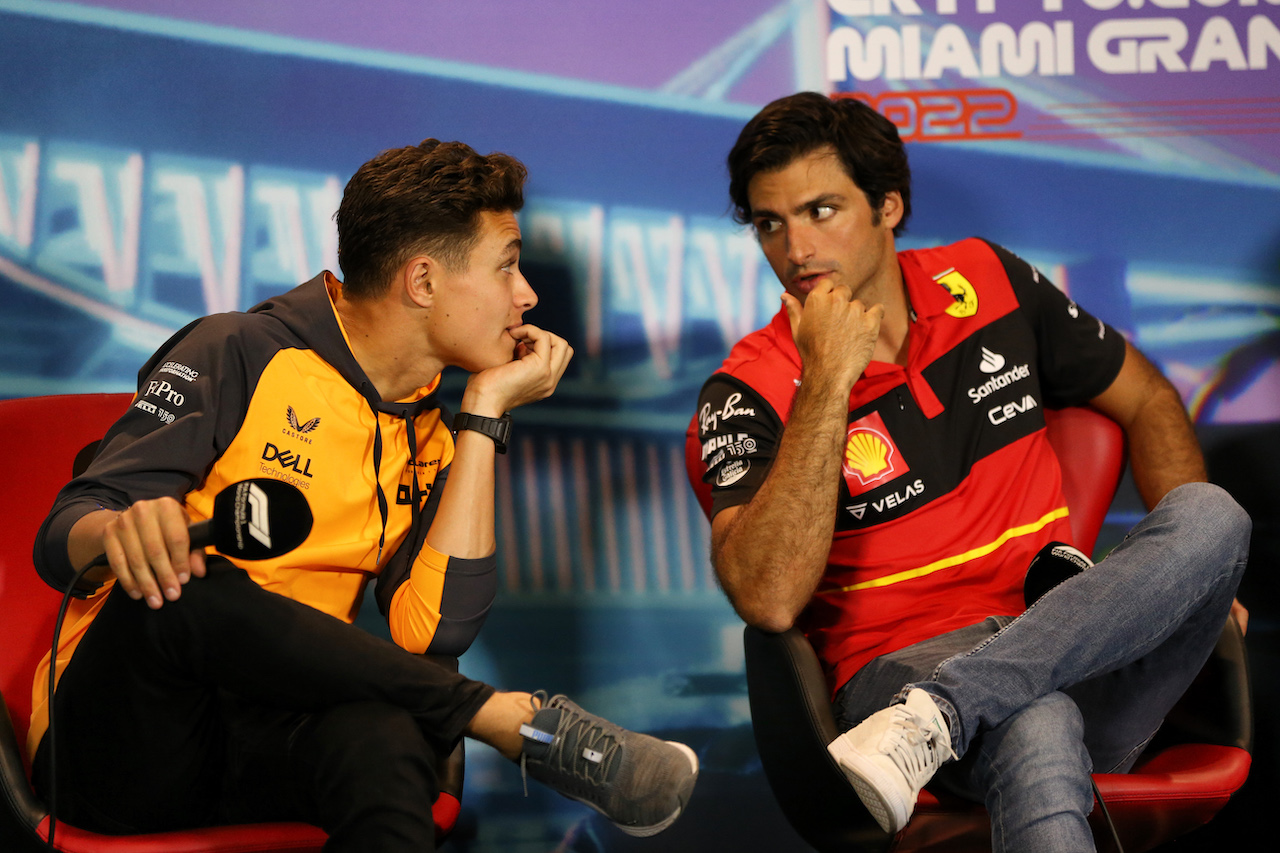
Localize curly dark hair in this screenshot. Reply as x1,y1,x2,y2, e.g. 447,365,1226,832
336,139,528,299
727,92,911,236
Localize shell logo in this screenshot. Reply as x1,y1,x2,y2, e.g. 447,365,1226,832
843,426,900,486
842,411,909,495
845,431,891,481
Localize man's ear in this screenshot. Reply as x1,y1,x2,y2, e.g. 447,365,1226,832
880,191,904,232
402,256,435,308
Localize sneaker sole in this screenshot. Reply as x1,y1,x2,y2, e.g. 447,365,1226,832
615,741,700,838
828,734,910,835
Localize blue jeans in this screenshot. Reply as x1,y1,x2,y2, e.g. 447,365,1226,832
833,482,1250,852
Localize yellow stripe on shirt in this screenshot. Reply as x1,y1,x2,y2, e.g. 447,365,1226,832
815,506,1071,596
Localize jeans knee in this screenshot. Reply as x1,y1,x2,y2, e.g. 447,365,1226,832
1013,693,1085,758
978,693,1091,788
1210,485,1252,563
975,693,1094,847
1167,482,1251,556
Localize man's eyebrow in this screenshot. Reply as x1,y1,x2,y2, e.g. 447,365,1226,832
752,192,847,221
794,192,845,214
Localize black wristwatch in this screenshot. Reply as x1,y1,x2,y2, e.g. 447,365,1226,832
452,411,513,454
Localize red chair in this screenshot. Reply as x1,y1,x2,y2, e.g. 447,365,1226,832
0,393,462,852
685,406,1252,853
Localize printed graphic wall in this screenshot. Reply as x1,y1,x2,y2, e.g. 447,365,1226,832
2,1,1277,850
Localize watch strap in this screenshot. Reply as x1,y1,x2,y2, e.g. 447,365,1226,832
452,411,512,454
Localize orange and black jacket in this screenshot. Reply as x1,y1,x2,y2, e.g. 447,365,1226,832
29,272,496,759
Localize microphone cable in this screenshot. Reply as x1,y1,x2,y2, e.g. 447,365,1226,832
40,478,312,849
45,557,102,851
1092,777,1125,853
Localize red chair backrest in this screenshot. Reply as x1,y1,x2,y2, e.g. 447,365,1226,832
1041,405,1126,553
685,405,1125,554
0,393,132,759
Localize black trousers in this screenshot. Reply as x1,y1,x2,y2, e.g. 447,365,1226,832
33,561,495,852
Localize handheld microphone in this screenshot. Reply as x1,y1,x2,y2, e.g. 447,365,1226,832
187,477,313,560
79,478,313,573
46,478,311,849
1024,541,1093,607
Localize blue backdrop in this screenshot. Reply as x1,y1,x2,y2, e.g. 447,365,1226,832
2,1,1277,850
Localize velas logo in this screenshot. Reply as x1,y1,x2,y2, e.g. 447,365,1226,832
842,411,909,496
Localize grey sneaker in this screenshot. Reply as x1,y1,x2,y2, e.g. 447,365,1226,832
519,694,699,837
827,688,956,834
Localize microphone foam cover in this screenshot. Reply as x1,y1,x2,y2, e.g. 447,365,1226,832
1024,541,1093,608
209,478,313,560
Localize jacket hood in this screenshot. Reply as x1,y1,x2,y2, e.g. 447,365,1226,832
248,272,373,394
245,272,442,421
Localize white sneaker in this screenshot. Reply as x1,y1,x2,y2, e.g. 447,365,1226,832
827,688,956,834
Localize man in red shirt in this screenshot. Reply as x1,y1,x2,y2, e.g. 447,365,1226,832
696,93,1248,851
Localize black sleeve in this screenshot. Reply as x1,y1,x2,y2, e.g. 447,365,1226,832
986,240,1126,408
32,314,257,592
694,374,784,518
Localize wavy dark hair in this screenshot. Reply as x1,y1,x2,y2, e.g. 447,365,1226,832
727,92,911,236
337,139,527,299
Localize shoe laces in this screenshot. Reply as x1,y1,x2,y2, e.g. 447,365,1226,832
882,705,956,788
520,692,621,795
543,695,621,781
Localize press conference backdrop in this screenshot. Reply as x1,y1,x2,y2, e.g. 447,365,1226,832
2,1,1277,850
